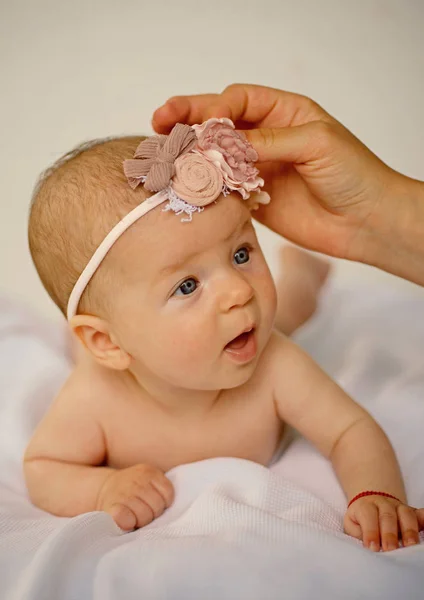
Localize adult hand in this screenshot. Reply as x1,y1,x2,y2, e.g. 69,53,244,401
152,84,424,286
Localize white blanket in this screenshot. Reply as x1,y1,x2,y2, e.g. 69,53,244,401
1,282,424,600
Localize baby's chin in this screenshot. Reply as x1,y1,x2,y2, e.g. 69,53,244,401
180,332,267,390
183,357,261,391
219,366,258,390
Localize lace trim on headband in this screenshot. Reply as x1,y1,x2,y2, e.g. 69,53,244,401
162,187,204,222
139,176,203,222
222,183,231,197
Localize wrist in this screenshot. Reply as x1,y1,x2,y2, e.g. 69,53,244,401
347,490,402,508
351,172,424,286
95,467,117,511
331,416,406,505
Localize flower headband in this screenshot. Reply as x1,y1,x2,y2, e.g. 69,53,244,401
67,118,270,320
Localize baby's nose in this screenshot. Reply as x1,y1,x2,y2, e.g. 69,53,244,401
218,273,254,312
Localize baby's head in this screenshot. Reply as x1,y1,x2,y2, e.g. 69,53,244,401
29,120,277,390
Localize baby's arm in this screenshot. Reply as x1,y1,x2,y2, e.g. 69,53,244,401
269,333,423,550
24,384,113,515
24,379,173,530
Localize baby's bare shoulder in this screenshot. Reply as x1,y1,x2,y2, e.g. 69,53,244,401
24,359,121,463
249,330,308,399
33,356,121,437
64,357,122,412
255,330,293,376
228,331,293,407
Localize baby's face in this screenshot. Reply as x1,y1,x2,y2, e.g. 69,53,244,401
107,195,277,390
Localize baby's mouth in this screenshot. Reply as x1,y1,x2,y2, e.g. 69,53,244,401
225,328,254,351
224,327,257,363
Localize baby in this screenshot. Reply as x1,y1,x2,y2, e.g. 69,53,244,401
24,119,423,552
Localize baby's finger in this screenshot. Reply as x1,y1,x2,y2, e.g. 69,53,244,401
137,483,166,519
123,496,155,529
151,475,175,508
108,502,137,531
379,503,399,551
415,508,424,530
355,503,380,551
397,505,419,547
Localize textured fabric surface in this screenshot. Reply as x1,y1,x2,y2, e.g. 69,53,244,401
1,282,424,599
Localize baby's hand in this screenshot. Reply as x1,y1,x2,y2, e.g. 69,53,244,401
344,495,424,552
97,464,174,531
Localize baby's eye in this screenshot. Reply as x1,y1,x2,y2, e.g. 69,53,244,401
174,277,198,296
234,246,250,265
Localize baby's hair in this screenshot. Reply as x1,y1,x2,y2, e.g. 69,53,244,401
28,136,148,317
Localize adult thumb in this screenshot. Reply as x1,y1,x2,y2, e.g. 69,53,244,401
243,121,329,164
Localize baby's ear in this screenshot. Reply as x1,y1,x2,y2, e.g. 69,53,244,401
70,315,131,371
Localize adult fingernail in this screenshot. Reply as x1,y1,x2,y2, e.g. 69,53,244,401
369,542,380,552
405,537,417,546
387,543,397,551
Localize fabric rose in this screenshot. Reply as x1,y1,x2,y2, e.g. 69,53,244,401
171,153,223,207
192,118,264,199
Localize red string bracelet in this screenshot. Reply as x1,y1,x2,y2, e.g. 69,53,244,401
348,491,401,508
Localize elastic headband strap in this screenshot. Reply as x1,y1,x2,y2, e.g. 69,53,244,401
66,190,167,320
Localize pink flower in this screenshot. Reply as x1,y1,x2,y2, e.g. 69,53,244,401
192,118,264,199
171,153,223,207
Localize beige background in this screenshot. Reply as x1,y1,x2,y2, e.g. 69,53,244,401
1,0,423,321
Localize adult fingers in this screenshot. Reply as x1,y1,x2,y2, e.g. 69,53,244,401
243,120,337,164
152,93,221,133
152,83,332,134
217,83,331,128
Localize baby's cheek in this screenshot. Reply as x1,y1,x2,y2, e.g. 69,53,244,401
268,279,278,314
166,326,210,365
257,270,277,316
